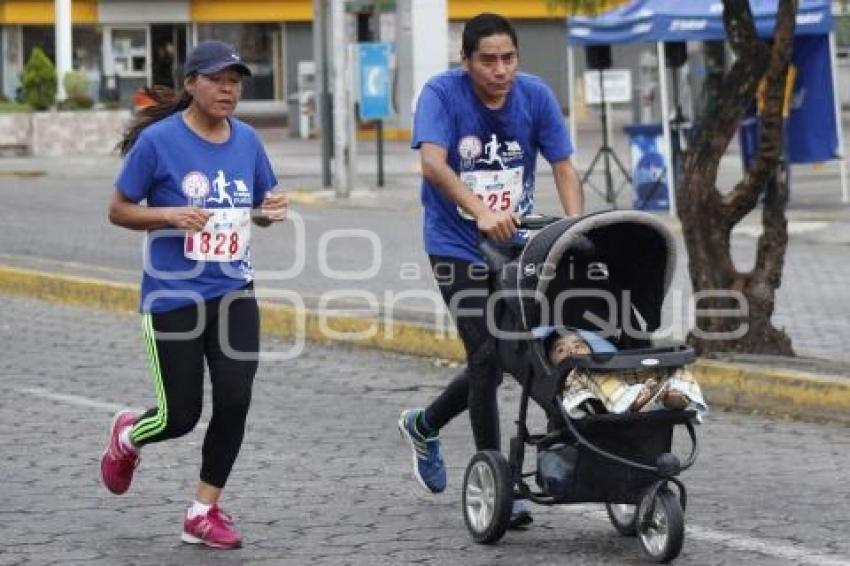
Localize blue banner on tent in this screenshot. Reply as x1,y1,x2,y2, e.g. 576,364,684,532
738,35,837,167
787,35,837,163
358,42,392,121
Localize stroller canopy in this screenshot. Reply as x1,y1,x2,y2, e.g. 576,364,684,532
515,211,677,341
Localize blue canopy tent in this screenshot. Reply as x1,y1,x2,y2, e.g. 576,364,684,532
565,0,847,213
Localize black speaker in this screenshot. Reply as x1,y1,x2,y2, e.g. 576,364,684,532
585,45,612,71
665,42,687,68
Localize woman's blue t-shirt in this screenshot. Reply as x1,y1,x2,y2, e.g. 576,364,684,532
412,68,573,263
116,113,278,314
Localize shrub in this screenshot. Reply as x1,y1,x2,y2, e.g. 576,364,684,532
61,70,94,110
21,47,56,110
63,70,89,99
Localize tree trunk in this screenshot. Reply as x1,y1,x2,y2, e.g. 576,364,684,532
677,0,796,355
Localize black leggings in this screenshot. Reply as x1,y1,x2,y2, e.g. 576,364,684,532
423,256,502,451
130,286,259,489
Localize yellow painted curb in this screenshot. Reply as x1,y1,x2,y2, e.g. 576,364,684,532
2,264,848,424
0,170,46,178
0,265,465,361
286,190,334,206
357,127,412,141
692,360,850,425
0,265,138,314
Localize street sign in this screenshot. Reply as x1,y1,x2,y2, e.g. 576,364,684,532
584,69,632,104
357,42,392,121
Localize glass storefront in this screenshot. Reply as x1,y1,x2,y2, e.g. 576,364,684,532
73,26,102,99
15,25,102,100
22,26,55,63
196,23,280,100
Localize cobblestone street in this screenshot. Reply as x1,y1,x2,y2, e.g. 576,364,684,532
1,295,848,565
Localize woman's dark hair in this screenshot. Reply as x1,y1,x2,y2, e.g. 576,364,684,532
461,12,518,59
118,83,193,156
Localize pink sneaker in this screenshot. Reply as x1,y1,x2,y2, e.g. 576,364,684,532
182,504,242,549
100,410,140,495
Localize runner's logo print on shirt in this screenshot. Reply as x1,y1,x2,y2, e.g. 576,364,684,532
476,133,509,169
458,135,483,169
457,132,525,220
181,171,210,206
203,170,253,208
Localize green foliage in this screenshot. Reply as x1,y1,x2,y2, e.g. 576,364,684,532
63,70,89,99
546,0,608,16
60,70,94,110
21,47,57,111
0,100,31,113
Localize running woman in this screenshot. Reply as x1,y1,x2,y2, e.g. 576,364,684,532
398,13,584,527
100,40,288,549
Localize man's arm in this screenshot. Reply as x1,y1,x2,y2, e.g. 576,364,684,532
551,159,584,217
420,142,518,241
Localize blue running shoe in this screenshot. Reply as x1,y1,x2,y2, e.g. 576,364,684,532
509,499,533,529
398,409,446,493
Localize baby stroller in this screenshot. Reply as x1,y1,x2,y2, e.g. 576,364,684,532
462,210,699,564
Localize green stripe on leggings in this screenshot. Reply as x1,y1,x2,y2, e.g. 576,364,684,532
130,314,168,443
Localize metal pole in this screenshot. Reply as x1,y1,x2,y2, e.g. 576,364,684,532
346,42,359,192
567,45,578,162
377,119,385,187
373,10,385,189
313,0,332,187
331,0,350,197
657,41,677,217
101,26,116,94
54,0,72,101
829,32,849,203
599,68,615,205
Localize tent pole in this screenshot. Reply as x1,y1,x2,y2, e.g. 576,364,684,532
828,32,849,203
567,45,578,163
657,41,676,216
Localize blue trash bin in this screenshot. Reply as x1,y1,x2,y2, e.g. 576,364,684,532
624,124,669,210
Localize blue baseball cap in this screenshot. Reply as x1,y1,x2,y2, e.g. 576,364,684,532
184,40,251,77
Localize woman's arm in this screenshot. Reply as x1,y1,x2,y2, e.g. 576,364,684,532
252,190,288,227
108,190,210,232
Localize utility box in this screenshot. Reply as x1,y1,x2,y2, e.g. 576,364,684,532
295,61,316,139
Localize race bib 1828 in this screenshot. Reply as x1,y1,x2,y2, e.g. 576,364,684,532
184,208,251,262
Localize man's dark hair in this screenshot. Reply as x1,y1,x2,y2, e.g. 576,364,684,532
461,13,518,59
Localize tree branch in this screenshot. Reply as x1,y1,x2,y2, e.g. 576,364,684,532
722,0,797,228
681,0,770,217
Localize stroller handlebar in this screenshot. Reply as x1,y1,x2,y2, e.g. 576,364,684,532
518,214,562,231
478,215,563,272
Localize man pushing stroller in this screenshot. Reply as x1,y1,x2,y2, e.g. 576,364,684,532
397,12,583,527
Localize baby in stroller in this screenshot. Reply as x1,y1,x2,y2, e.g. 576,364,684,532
547,330,706,416
463,210,703,564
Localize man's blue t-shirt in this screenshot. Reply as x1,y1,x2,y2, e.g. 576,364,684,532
412,68,573,263
116,113,278,313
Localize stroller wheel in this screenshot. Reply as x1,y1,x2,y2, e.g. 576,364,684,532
462,450,513,544
605,503,637,536
637,487,684,563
